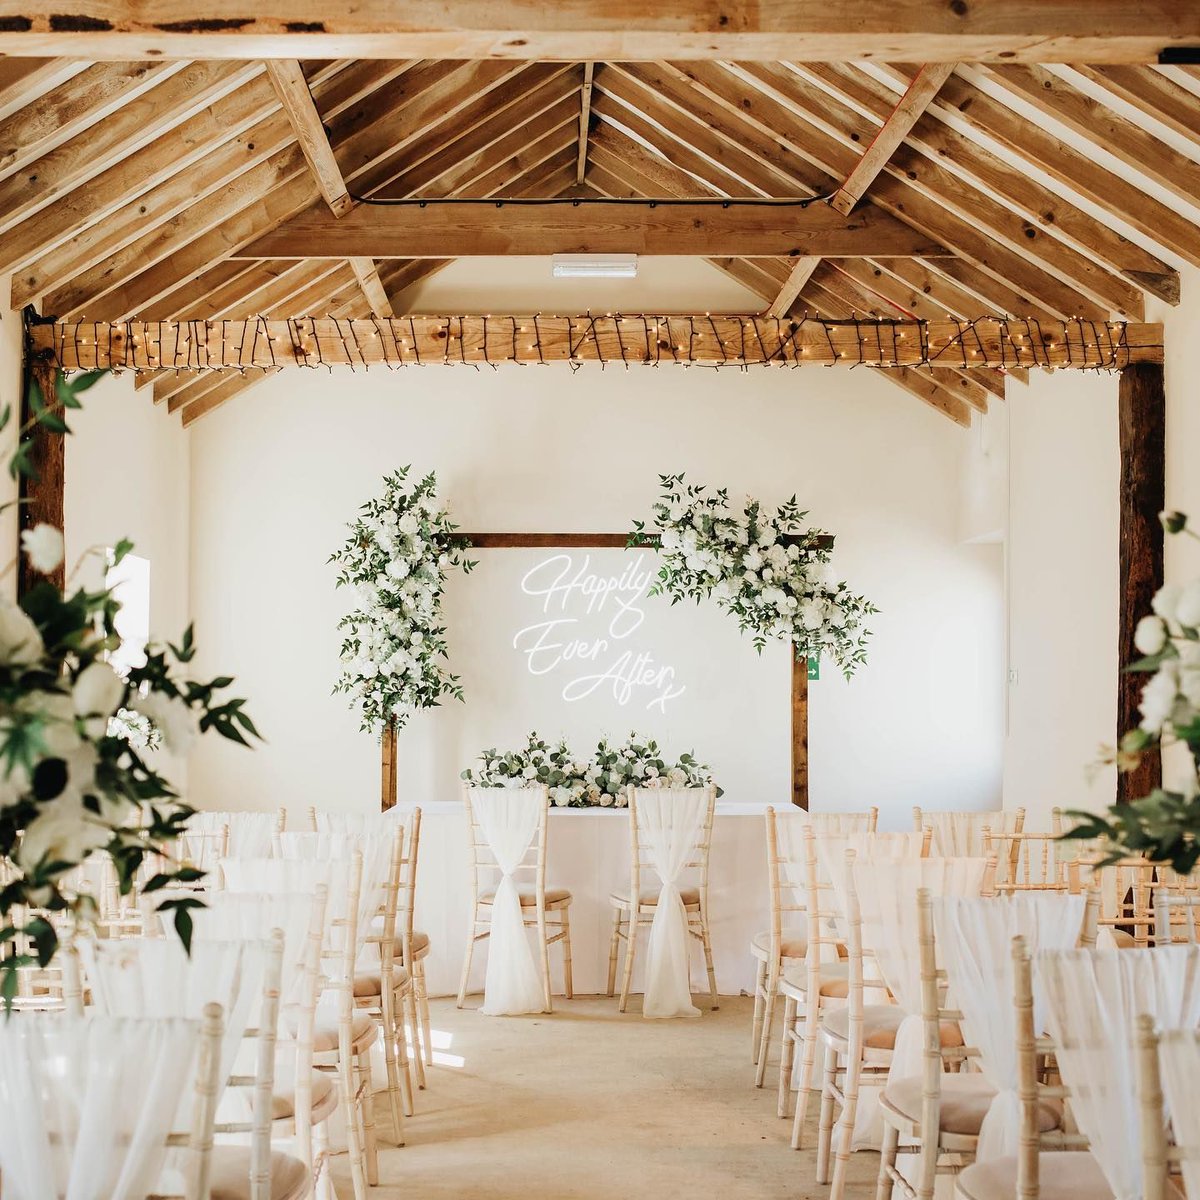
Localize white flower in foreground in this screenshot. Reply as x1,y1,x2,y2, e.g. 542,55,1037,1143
1134,615,1168,656
17,796,110,870
73,661,125,721
132,691,199,756
20,523,64,575
552,790,570,807
0,601,44,666
398,512,420,536
0,761,30,809
1152,583,1183,624
1176,581,1200,630
1140,665,1180,734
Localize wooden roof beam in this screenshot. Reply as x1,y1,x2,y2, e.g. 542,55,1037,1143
830,64,955,215
2,2,1197,62
1074,66,1200,152
766,258,821,317
576,62,595,185
233,200,949,259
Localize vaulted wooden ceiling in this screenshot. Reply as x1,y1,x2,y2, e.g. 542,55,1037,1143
1,52,1197,426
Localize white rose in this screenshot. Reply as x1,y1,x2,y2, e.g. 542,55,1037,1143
1152,584,1182,624
17,796,110,870
1134,615,1168,656
1177,581,1200,630
73,661,125,721
386,559,411,580
615,792,629,807
398,513,420,536
0,761,30,808
552,790,570,807
1181,666,1200,709
522,765,537,780
599,792,614,807
131,692,199,757
0,601,43,666
744,549,762,571
20,523,64,575
32,690,82,757
1140,665,1179,734
661,529,681,550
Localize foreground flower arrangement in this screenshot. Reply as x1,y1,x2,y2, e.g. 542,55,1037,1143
461,731,720,807
1064,511,1200,874
331,467,475,735
0,368,259,1002
632,474,875,678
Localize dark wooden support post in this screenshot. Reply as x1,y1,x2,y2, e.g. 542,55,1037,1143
792,656,809,809
381,721,398,811
1117,362,1165,803
17,336,64,597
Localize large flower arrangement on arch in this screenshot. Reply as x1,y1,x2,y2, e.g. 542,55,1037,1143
633,475,875,678
331,468,475,735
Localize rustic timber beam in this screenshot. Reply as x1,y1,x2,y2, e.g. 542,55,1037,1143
1117,363,1165,804
18,331,64,596
0,3,1196,61
33,317,1164,372
830,63,955,216
766,258,821,318
575,62,595,185
232,200,949,259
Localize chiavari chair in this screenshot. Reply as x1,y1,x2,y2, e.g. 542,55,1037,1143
460,783,574,1012
911,807,1025,866
608,784,718,1014
991,809,1073,894
1154,879,1200,945
752,806,878,1081
1140,1016,1199,1200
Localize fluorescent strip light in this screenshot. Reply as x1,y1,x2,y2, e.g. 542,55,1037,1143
551,254,638,279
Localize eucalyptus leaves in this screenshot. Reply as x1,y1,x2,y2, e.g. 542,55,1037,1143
331,467,475,735
461,731,720,808
632,474,875,678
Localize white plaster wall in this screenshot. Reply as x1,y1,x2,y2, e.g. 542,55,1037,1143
63,371,191,786
184,343,1004,825
1003,371,1119,825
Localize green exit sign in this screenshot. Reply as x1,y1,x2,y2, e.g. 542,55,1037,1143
807,657,820,681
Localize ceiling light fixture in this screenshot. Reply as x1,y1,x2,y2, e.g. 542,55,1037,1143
551,254,638,279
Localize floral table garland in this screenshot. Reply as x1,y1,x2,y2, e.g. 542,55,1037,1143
332,469,875,736
461,732,721,808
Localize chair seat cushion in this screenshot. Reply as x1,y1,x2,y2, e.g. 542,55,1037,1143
210,1148,311,1200
781,961,850,1000
956,1152,1115,1200
271,1063,336,1121
353,965,411,997
283,1009,377,1054
610,886,700,907
752,928,808,959
482,886,572,906
883,1073,1059,1137
821,1006,964,1051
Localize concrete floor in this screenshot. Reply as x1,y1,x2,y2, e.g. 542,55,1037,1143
333,994,880,1199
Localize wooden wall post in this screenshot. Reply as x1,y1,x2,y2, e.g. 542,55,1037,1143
380,721,398,811
1117,362,1165,804
792,655,809,809
17,341,64,597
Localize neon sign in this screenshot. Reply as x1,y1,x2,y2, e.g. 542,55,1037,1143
513,553,686,711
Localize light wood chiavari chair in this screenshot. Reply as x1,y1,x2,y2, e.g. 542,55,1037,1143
459,784,574,1011
991,809,1075,894
752,806,878,1081
1154,878,1200,945
608,784,718,1014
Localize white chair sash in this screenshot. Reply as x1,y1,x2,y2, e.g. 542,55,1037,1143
81,936,269,1093
934,893,1087,1161
1040,945,1200,1200
816,832,927,928
1158,1027,1200,1200
0,1014,200,1200
851,856,989,1151
189,810,277,858
474,789,546,1016
636,788,709,1020
921,810,1009,858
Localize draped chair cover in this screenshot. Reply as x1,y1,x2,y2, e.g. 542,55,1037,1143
1040,945,1200,1200
189,810,277,859
634,788,710,1020
1158,1027,1200,1200
473,788,546,1016
312,810,404,836
816,832,928,930
81,936,270,1093
273,832,393,939
849,856,989,1150
0,1013,201,1200
933,893,1087,1161
919,810,1014,859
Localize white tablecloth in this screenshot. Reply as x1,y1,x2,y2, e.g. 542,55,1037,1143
407,801,770,998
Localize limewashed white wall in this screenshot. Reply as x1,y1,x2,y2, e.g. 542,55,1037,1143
183,325,1004,824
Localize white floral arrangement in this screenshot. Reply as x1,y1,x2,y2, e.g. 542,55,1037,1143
331,467,475,735
461,731,719,808
631,474,875,678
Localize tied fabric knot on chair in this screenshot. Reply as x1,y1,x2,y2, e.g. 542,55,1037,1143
638,789,709,1020
476,790,546,1016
